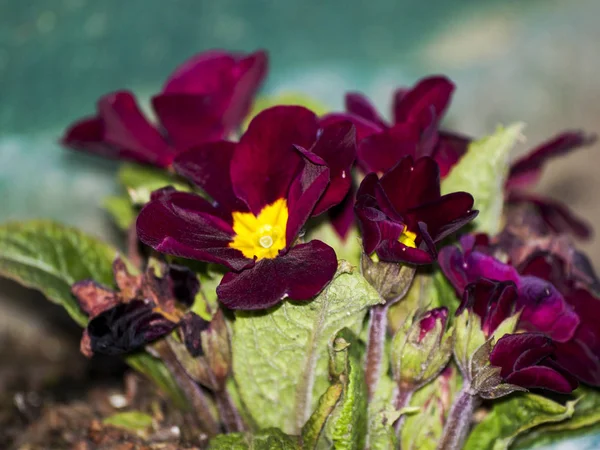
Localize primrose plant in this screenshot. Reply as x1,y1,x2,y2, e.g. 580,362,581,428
2,49,600,450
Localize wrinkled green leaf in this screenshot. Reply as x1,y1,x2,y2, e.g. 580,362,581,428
323,329,368,449
0,220,119,326
365,369,397,450
125,352,188,410
464,393,576,450
441,123,524,234
232,262,382,434
514,387,600,449
103,194,137,230
103,411,154,436
118,163,191,205
209,428,300,450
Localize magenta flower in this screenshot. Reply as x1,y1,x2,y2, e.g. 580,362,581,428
520,253,600,386
62,50,267,167
489,333,578,393
418,307,449,342
506,131,597,239
136,106,356,309
355,156,477,265
439,236,580,343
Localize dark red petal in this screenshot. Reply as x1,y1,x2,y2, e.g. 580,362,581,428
379,156,441,213
98,91,174,167
375,239,434,265
357,123,421,174
328,187,356,240
439,245,471,294
345,92,388,129
87,300,177,356
180,312,210,357
320,113,383,143
62,116,120,160
286,147,330,244
164,265,201,307
355,197,405,255
173,141,248,212
555,338,600,387
136,189,252,271
216,241,337,310
231,106,318,213
506,365,577,393
406,192,476,242
508,192,592,239
434,131,470,178
490,333,553,377
507,131,596,190
152,93,228,150
418,307,448,342
393,76,454,126
310,121,356,215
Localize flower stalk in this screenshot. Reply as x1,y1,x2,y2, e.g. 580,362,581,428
437,384,480,450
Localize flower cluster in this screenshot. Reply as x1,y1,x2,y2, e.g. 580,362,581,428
49,48,600,447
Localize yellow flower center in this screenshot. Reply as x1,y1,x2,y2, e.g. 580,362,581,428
229,198,288,260
399,226,417,248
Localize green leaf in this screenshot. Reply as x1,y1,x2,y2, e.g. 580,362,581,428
441,123,524,235
118,163,190,205
323,328,368,449
464,392,576,450
0,220,119,326
366,372,397,450
209,428,300,450
103,195,137,230
232,262,382,434
513,387,600,449
103,411,154,436
125,352,189,410
301,382,343,449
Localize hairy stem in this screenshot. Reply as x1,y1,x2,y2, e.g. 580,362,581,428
393,383,415,435
215,388,246,433
365,303,389,400
437,384,479,450
153,341,220,436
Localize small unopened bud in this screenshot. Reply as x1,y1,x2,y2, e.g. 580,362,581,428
391,307,453,389
361,252,416,303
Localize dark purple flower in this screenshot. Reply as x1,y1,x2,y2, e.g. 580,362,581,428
439,237,580,342
71,257,202,356
505,131,597,239
136,106,356,310
63,50,267,167
355,156,477,265
458,279,519,338
520,253,600,386
489,333,578,393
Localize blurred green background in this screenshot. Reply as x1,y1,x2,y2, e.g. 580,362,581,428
1,1,599,446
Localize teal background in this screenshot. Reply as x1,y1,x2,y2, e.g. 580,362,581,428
1,1,599,447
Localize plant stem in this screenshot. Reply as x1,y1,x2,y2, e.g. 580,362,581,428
153,341,220,437
127,223,143,270
393,383,415,435
365,303,389,400
215,389,246,433
437,384,480,450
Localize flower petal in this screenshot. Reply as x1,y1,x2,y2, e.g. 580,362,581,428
357,123,421,173
174,141,248,212
393,76,454,127
286,146,330,244
62,116,119,160
216,240,337,309
506,365,577,393
320,112,383,142
71,280,119,318
231,106,318,213
345,92,388,129
328,187,356,240
310,121,356,215
507,131,596,190
136,189,252,270
434,131,470,177
87,300,177,356
490,333,553,377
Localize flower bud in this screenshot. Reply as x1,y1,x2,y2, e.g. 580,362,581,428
361,252,416,303
391,307,453,388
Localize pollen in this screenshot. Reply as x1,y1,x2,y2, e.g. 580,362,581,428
229,198,288,260
399,225,417,248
